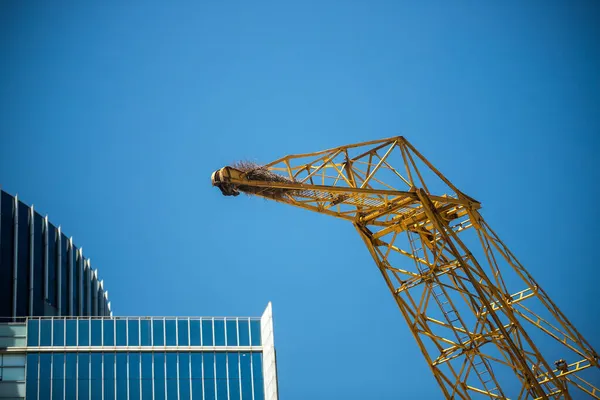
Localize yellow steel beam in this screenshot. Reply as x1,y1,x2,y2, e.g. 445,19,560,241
212,136,599,399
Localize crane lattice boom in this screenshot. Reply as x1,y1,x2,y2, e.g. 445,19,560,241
211,136,599,399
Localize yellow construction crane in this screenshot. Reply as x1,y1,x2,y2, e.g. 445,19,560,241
211,136,599,399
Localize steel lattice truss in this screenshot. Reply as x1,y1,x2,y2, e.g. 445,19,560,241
212,136,599,399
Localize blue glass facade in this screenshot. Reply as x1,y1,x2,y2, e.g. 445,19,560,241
0,312,277,400
0,190,111,319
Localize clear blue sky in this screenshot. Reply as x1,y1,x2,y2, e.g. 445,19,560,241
1,1,599,398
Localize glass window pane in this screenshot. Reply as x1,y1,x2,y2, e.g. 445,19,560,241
129,352,141,400
253,353,264,400
65,353,77,379
128,319,140,346
229,379,241,400
166,353,178,379
27,319,39,346
33,214,45,316
165,319,177,346
40,319,52,346
179,352,190,379
180,377,190,400
216,352,227,399
72,247,80,316
178,319,189,346
238,319,250,346
78,319,90,346
52,353,64,379
91,353,102,380
53,319,65,346
116,320,127,346
116,353,127,400
66,376,76,400
52,353,64,400
192,379,203,400
254,377,265,400
226,319,238,346
204,353,215,379
78,353,90,399
2,366,25,380
129,352,140,380
103,319,115,346
153,319,164,346
66,319,77,346
215,353,227,380
214,320,225,346
142,378,153,400
141,352,153,399
3,354,25,366
204,378,216,400
189,319,201,346
191,353,203,378
140,319,151,346
60,234,68,314
39,353,51,400
91,319,102,346
240,352,252,399
141,353,152,379
129,379,141,400
228,352,239,379
26,353,39,399
217,378,227,400
104,353,115,400
104,352,115,380
202,319,213,346
250,320,261,346
91,353,102,400
154,352,166,400
166,353,178,399
47,225,57,310
82,260,89,316
78,353,90,380
16,203,30,317
167,377,178,400
228,352,241,400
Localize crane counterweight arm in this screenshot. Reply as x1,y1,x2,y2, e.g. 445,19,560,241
211,136,599,399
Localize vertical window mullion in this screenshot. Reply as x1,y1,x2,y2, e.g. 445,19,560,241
248,319,252,349
138,317,142,349
238,351,242,400
213,351,217,400
188,318,192,400
101,352,105,400
126,348,130,400
164,347,168,400
226,350,230,400
139,348,143,400
249,348,255,400
151,351,155,400
236,318,240,349
199,318,203,347
212,319,215,348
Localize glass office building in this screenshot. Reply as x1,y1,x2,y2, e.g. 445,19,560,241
0,303,278,400
0,191,279,399
0,190,111,319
